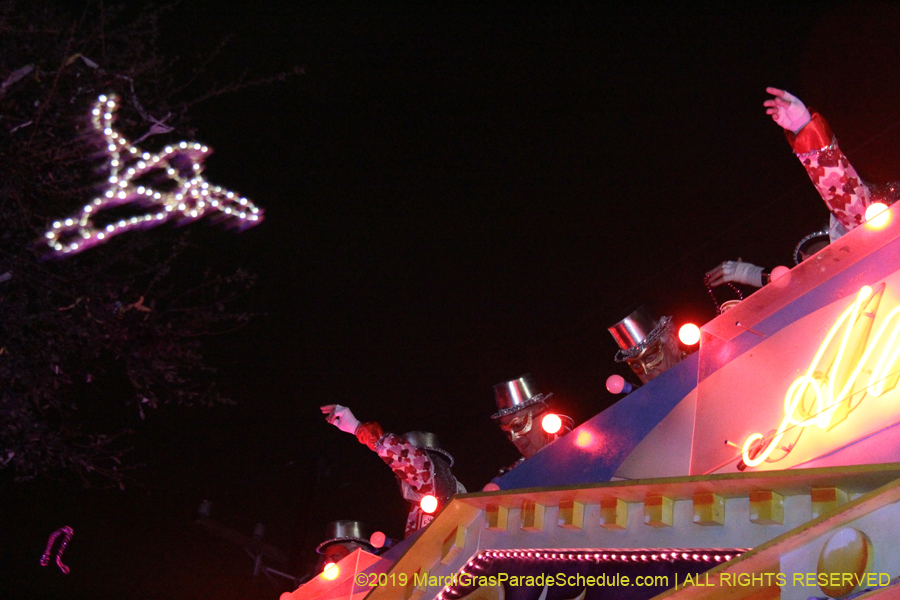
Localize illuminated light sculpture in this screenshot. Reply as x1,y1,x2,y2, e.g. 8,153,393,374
741,284,900,467
541,413,562,434
40,526,74,575
678,323,701,346
865,202,890,229
420,494,439,514
44,94,263,256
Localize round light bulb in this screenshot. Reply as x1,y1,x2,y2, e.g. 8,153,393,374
369,531,386,549
322,562,340,580
541,413,562,434
420,494,438,514
606,374,625,394
866,202,890,229
678,323,701,346
770,265,790,281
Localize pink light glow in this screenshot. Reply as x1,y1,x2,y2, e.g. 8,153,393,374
606,374,625,394
575,430,594,448
420,494,438,514
369,531,386,548
865,202,890,229
322,563,339,580
541,413,562,434
678,323,701,345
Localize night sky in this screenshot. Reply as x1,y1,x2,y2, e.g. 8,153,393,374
5,2,900,599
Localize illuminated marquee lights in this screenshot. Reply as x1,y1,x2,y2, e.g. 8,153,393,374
742,284,900,467
434,549,746,600
44,94,262,256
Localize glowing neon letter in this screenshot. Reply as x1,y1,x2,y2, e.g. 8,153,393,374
742,285,900,467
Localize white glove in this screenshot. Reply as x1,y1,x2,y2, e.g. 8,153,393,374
320,404,360,435
705,261,765,287
764,87,811,134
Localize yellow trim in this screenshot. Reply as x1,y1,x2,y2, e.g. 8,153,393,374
557,500,584,529
749,490,783,526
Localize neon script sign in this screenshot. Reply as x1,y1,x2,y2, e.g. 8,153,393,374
742,284,900,467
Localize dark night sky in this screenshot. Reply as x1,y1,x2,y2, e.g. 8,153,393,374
5,2,900,599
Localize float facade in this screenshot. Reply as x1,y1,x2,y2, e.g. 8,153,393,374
286,204,900,600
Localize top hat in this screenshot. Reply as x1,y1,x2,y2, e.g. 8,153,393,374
608,307,672,362
316,520,374,554
793,230,830,265
491,374,552,419
403,431,454,466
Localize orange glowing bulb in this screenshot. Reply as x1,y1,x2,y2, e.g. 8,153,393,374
322,562,340,580
541,413,562,434
678,323,701,345
865,202,890,228
420,494,438,514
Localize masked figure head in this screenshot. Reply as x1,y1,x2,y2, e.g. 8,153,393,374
491,374,558,459
609,307,683,384
315,520,375,568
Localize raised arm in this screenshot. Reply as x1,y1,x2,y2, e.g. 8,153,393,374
764,87,872,233
320,404,436,496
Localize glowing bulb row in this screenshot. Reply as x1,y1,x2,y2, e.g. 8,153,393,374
44,94,262,255
433,549,745,600
472,549,740,562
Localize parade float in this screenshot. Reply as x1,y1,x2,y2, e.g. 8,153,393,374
284,203,900,600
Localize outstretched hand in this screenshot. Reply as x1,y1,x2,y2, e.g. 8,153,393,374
320,404,361,435
764,87,811,133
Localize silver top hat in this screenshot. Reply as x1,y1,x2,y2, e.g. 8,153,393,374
793,230,830,265
403,431,454,466
316,520,374,554
608,307,672,362
491,374,552,419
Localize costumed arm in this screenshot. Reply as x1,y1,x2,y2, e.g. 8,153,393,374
321,404,436,496
765,87,871,233
370,433,437,496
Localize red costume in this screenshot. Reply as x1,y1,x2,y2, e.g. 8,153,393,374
786,113,900,238
355,422,465,537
